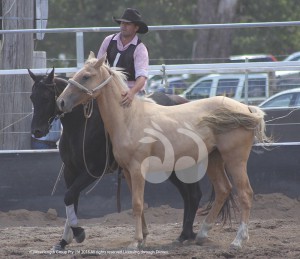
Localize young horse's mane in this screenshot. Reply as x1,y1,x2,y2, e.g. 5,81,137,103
86,58,156,104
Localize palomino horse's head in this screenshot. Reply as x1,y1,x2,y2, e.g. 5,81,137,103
57,52,111,113
29,68,57,138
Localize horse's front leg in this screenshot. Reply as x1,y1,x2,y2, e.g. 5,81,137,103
123,169,149,244
125,168,146,250
63,173,95,244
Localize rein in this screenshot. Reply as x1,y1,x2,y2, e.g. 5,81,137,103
50,78,111,195
68,74,113,98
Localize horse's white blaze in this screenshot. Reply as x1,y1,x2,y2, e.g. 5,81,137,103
230,221,249,248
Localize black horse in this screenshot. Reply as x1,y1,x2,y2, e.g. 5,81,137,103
29,68,202,250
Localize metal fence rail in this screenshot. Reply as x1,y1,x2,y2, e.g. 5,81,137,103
1,61,300,76
1,20,300,71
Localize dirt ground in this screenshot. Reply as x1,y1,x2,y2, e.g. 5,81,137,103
0,193,300,259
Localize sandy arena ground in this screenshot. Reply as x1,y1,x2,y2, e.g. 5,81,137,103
0,193,300,258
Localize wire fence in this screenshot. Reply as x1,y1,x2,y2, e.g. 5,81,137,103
2,21,300,148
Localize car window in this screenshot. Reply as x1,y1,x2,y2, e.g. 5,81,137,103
169,80,188,93
289,56,300,61
261,93,294,108
188,80,212,99
216,79,239,97
242,78,266,98
292,93,300,106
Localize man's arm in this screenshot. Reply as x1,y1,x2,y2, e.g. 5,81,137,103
121,76,147,106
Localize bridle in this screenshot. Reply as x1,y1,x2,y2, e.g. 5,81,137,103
68,73,113,98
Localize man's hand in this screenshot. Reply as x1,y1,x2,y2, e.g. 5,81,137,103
121,90,134,107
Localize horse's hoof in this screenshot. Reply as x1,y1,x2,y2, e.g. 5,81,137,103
229,242,242,251
65,230,74,244
196,237,219,248
53,239,68,251
172,238,183,245
71,227,86,243
127,240,144,250
174,232,196,244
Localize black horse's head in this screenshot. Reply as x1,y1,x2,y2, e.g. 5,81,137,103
29,68,66,138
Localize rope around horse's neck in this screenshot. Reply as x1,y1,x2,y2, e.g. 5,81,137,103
82,101,110,194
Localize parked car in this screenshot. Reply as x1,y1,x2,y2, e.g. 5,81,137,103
181,73,269,105
283,51,300,61
229,54,277,63
259,88,300,142
147,75,189,94
274,52,300,92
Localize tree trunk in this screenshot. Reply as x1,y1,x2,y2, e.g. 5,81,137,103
193,0,238,63
0,0,34,150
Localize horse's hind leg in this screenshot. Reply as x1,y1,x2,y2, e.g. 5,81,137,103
196,150,232,246
218,133,254,249
223,160,253,249
169,172,201,243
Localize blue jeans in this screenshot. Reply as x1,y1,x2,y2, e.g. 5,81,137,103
31,137,57,149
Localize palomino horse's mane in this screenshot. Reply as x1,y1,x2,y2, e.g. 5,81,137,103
87,57,156,104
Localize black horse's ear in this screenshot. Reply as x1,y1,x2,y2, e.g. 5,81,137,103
46,67,55,84
28,68,36,81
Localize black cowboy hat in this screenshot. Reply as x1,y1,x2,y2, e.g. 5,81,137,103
113,8,148,34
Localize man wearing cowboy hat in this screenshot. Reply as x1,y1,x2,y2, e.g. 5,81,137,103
97,8,149,107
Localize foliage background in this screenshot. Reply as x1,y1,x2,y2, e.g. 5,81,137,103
34,0,300,67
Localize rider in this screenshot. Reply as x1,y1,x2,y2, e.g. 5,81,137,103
97,8,149,107
31,118,61,149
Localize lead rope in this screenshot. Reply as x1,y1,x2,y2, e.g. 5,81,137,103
82,100,110,195
51,163,65,196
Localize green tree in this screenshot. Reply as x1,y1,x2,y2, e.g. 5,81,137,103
233,0,300,60
35,0,300,66
35,0,198,66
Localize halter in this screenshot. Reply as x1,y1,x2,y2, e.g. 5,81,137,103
68,74,113,98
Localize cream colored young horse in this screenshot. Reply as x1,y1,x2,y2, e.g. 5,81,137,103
57,52,270,250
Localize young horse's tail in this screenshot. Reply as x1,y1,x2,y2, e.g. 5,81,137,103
198,105,272,145
248,105,273,145
200,186,238,226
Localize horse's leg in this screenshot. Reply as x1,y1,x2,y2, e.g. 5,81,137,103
122,169,149,247
219,134,254,249
169,172,201,243
196,150,232,245
122,169,149,241
124,167,146,249
53,166,76,251
63,171,96,244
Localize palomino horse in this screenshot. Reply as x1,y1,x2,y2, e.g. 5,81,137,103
57,53,270,249
29,68,210,250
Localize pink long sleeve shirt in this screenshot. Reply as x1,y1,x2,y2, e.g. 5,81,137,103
97,32,149,89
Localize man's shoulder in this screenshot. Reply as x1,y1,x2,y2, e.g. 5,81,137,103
104,33,117,42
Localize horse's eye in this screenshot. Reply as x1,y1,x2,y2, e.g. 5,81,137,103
82,75,89,81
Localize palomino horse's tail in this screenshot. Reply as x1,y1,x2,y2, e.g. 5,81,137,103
198,105,272,145
199,185,238,226
248,105,273,145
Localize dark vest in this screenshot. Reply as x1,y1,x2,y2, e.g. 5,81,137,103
106,34,141,81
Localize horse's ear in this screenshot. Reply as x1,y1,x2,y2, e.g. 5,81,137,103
94,53,107,69
88,51,95,60
28,68,36,81
46,67,55,84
